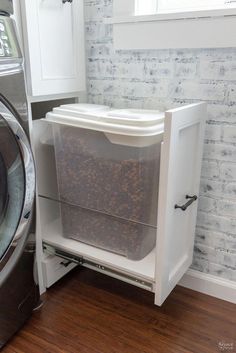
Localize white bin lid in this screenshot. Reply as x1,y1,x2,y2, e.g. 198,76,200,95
106,109,164,125
58,103,111,113
45,104,164,140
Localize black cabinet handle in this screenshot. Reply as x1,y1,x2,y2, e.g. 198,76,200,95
175,195,198,211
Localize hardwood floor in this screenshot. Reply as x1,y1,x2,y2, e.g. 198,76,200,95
2,267,236,353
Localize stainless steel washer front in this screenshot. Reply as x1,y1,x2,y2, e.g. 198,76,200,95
0,12,39,348
0,1,13,16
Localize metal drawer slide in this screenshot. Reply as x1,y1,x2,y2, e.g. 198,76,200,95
43,242,154,292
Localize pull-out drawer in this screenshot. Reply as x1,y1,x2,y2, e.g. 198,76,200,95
33,102,206,305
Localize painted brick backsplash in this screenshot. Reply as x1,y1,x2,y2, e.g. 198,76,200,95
84,0,236,281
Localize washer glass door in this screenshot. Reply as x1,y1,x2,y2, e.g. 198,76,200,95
0,99,35,280
0,114,25,260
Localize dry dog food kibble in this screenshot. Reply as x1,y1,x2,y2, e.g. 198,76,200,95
53,125,161,260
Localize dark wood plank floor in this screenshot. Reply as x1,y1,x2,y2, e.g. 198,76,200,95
2,267,236,353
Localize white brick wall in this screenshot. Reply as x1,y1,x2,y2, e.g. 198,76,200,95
84,0,236,282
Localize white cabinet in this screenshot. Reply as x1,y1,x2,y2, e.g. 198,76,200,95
16,0,85,98
33,103,206,305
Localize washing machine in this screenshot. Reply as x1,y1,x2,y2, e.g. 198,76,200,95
0,1,39,348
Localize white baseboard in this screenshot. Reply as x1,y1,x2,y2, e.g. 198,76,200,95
179,269,236,304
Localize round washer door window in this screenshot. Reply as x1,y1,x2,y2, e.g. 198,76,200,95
0,97,35,279
0,113,25,260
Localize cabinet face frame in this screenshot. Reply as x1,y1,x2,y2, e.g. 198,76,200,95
33,103,206,305
19,0,86,97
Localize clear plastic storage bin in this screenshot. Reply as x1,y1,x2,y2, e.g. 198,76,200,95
45,104,165,260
